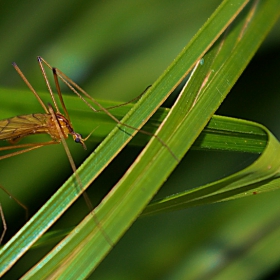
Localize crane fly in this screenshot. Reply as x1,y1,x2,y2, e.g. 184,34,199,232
0,57,177,244
0,57,114,244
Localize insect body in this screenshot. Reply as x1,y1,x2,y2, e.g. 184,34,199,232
0,112,85,148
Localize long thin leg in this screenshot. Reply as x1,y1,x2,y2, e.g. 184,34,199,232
60,72,178,160
12,63,49,114
51,64,71,121
38,56,150,112
0,185,29,220
0,141,59,161
38,57,178,161
0,142,52,237
37,57,60,114
93,85,151,112
0,141,59,241
0,204,7,244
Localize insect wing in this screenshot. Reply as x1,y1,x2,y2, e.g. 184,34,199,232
0,114,49,141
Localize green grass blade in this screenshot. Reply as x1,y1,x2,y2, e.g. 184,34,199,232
194,115,267,153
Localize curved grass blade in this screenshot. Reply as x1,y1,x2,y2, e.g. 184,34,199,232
143,121,280,215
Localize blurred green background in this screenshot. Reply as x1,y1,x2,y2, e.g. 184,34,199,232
0,0,280,279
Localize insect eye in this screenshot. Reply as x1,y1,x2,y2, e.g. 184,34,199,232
74,133,83,144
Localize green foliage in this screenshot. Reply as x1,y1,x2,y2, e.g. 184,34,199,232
0,0,280,279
